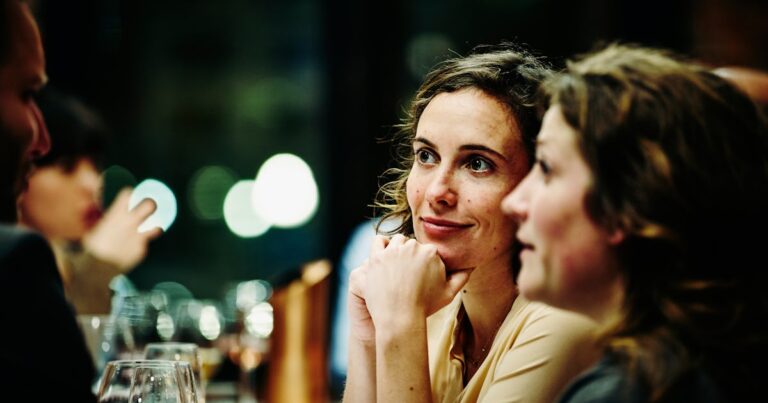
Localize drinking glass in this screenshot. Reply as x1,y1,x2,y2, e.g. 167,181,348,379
96,359,198,402
144,342,204,401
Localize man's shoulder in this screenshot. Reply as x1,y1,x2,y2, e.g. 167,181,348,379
0,225,47,258
0,225,58,281
0,225,45,244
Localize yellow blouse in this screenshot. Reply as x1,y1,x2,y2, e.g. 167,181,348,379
427,294,599,403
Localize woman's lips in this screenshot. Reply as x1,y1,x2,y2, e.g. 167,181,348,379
83,206,103,227
420,217,472,238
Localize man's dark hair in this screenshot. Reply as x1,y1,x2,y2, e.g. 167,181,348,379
0,0,11,66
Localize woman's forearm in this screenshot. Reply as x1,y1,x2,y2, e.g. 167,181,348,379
343,337,377,403
375,315,432,403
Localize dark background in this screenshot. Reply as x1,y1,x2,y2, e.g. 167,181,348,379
32,0,768,298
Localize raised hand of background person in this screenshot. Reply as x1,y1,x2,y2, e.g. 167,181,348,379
82,188,162,271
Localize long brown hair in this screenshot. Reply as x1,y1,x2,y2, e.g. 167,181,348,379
374,43,552,235
544,44,768,401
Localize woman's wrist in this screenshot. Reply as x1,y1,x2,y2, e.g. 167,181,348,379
375,312,427,345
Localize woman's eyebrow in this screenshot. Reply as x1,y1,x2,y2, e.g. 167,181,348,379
413,137,436,148
459,144,507,161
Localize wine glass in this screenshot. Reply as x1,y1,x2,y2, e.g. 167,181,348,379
96,359,198,402
112,293,166,358
76,314,112,372
144,342,204,402
172,299,225,385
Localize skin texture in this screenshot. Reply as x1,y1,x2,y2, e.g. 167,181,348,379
19,158,102,241
345,89,530,402
0,1,50,221
502,105,624,323
18,159,161,313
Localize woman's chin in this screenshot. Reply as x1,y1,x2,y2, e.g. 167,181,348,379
415,240,477,270
439,253,474,272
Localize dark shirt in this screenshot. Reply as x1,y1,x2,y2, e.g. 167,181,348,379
558,352,722,403
0,226,97,402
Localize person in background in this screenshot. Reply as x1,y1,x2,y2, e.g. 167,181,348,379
344,43,600,403
503,44,768,402
0,0,94,400
18,88,161,315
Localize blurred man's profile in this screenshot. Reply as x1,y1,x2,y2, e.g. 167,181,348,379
0,1,97,400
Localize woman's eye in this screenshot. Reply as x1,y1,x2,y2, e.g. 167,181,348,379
468,157,493,173
416,149,436,164
536,159,552,179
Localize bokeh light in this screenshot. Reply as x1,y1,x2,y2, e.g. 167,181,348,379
151,282,194,305
101,164,137,204
188,165,237,221
199,305,222,341
235,280,273,312
223,180,271,238
245,302,274,337
406,33,453,80
251,153,319,228
156,312,175,340
129,179,178,232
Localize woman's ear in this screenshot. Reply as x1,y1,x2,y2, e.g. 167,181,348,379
607,228,625,246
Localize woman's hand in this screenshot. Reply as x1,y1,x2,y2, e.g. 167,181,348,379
82,188,162,271
364,234,470,331
348,260,376,345
347,235,393,345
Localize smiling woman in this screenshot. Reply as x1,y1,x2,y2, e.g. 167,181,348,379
503,44,768,402
343,43,600,403
405,88,527,271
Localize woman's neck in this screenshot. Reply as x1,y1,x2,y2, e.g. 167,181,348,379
461,253,518,342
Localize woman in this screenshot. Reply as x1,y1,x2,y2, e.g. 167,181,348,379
18,89,160,314
344,44,600,402
503,44,768,402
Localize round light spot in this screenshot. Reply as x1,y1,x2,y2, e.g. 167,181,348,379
245,302,274,337
252,153,319,228
188,165,237,221
223,180,271,238
102,165,137,204
406,33,454,80
156,312,175,341
129,179,178,232
235,280,273,311
199,305,222,341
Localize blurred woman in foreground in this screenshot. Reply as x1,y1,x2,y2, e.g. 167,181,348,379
503,44,768,402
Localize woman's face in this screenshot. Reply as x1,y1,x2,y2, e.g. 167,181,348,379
19,157,102,241
501,105,622,316
406,88,530,271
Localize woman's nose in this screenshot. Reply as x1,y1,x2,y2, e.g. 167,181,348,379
425,168,457,208
501,173,531,222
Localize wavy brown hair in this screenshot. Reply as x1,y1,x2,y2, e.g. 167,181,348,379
374,43,552,235
543,44,768,402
